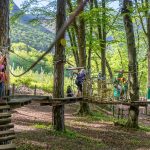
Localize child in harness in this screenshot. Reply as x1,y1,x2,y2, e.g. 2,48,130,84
74,69,86,96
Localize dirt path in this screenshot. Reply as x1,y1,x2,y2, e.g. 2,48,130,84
11,102,150,150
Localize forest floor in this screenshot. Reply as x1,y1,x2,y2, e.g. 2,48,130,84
12,102,150,150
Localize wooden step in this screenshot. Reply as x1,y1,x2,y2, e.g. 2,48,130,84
0,135,15,142
0,106,10,112
0,113,11,119
0,124,14,130
0,144,16,150
0,118,11,125
0,130,15,137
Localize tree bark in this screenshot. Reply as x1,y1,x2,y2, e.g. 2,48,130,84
67,28,79,66
145,0,150,99
0,0,10,96
101,0,106,79
52,0,66,131
95,52,113,80
77,0,90,115
87,0,93,75
122,0,139,128
94,0,106,79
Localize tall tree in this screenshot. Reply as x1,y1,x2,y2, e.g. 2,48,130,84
0,0,10,95
77,0,90,115
67,0,90,115
145,0,150,99
122,0,139,128
94,0,107,89
52,0,66,131
87,0,94,75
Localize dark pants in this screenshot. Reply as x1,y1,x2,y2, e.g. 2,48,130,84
75,80,82,92
0,82,4,98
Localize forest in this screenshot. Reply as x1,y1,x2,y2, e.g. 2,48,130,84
0,0,150,150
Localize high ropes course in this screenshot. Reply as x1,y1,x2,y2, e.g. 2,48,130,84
0,0,150,149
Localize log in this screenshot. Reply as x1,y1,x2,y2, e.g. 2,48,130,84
0,144,16,150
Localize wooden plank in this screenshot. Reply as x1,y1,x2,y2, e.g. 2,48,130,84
0,101,8,106
0,118,11,125
0,124,14,130
0,144,16,150
0,130,15,137
0,113,11,119
9,95,51,99
0,135,15,142
0,106,10,112
66,67,84,70
40,97,83,106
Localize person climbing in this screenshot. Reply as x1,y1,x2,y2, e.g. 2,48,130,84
66,85,74,97
122,78,128,99
0,54,7,100
0,70,5,101
113,70,124,100
74,69,86,96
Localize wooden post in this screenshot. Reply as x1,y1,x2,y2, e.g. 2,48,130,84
52,0,66,131
112,105,115,116
145,105,148,115
121,109,124,119
118,108,120,119
34,85,37,96
12,84,15,96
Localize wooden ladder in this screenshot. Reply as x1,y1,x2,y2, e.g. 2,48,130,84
0,103,16,150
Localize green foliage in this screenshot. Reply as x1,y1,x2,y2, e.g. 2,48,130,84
10,42,54,73
10,66,54,92
139,126,150,132
17,143,42,150
10,22,54,51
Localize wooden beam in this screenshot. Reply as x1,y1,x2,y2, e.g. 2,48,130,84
0,144,16,150
40,97,83,106
66,67,84,70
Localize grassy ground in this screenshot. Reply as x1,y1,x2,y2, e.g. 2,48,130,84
12,103,150,150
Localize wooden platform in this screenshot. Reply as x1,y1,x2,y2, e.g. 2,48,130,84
0,144,16,150
0,95,150,108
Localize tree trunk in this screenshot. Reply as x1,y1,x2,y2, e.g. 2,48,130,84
122,0,139,128
95,52,113,80
87,0,93,75
101,0,106,79
77,0,90,115
52,0,66,131
145,0,150,99
0,0,10,96
147,15,150,99
68,29,79,66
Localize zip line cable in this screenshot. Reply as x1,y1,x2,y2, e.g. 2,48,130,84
9,0,89,77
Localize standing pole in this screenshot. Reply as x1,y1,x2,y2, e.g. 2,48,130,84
52,0,66,131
